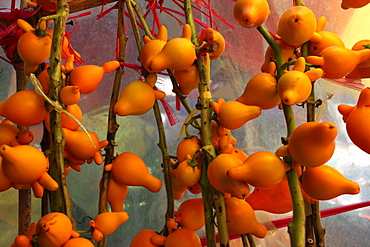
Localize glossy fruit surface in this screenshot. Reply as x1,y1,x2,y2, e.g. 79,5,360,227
308,31,345,56
174,64,200,95
165,228,202,247
0,90,48,126
228,151,289,189
149,24,196,72
277,6,321,47
288,121,337,167
341,0,370,9
16,19,52,75
176,136,202,163
301,165,360,200
277,57,323,105
236,72,280,110
105,152,162,193
62,238,95,247
306,46,370,79
140,25,168,73
0,144,58,191
114,74,166,116
351,39,370,68
69,61,120,94
60,86,81,105
233,0,270,28
37,212,79,247
90,212,129,242
207,152,250,199
246,175,292,214
130,229,158,247
200,28,226,60
338,87,370,154
175,198,204,231
172,158,201,187
261,39,296,72
212,99,261,130
63,128,106,164
225,197,266,237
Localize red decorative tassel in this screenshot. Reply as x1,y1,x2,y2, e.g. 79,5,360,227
159,98,179,126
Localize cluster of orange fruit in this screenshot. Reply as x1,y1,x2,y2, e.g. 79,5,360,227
127,0,370,245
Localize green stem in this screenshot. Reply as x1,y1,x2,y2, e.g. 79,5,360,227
184,1,229,246
295,0,305,6
286,168,306,247
130,0,153,40
256,25,284,77
247,233,257,247
258,20,305,247
48,0,73,220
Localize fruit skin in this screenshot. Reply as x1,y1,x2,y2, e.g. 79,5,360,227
199,28,226,60
207,146,251,199
306,46,370,79
163,219,202,247
172,156,201,187
246,175,292,214
277,57,323,105
308,31,345,56
105,152,162,193
69,60,120,94
233,0,270,28
341,0,370,9
130,229,159,247
114,74,166,116
227,151,290,189
308,16,345,56
236,72,280,110
301,165,360,200
149,24,197,72
276,121,338,168
60,85,81,105
174,64,200,95
176,136,202,163
16,19,52,75
0,90,48,126
44,104,83,131
0,144,58,192
338,87,370,154
225,197,267,238
89,212,130,242
61,238,95,247
211,98,261,130
277,6,321,47
36,212,80,247
174,198,204,231
106,178,128,212
139,25,168,73
63,128,107,165
261,39,296,72
351,40,370,68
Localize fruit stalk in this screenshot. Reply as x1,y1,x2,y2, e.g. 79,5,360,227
128,0,175,236
97,1,126,247
47,0,74,219
184,1,229,246
304,45,327,247
14,40,32,236
258,24,305,247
